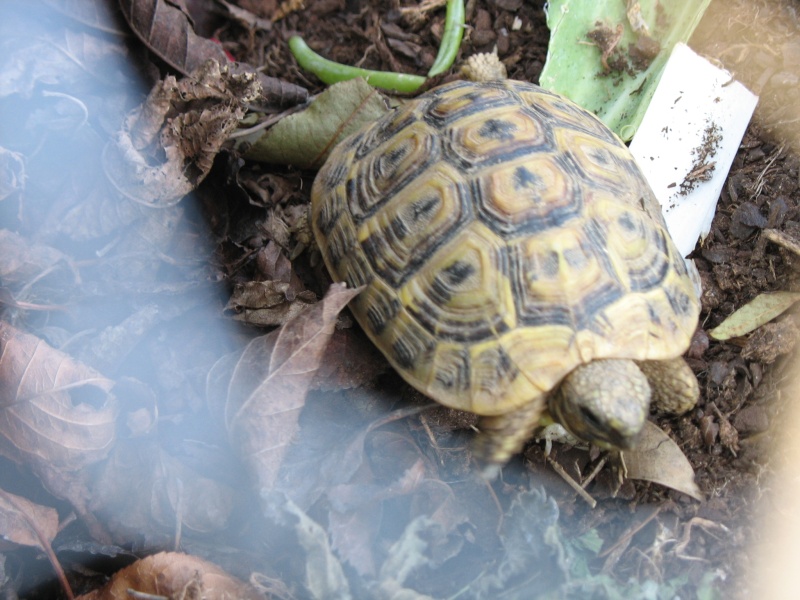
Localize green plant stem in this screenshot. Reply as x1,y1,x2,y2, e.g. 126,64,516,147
428,0,466,77
288,36,426,93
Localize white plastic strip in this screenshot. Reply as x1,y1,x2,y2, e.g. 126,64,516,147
630,42,758,257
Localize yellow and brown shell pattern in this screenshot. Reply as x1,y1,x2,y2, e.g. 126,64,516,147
311,80,699,418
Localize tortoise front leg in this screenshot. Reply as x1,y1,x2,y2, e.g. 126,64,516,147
636,357,699,415
474,396,546,478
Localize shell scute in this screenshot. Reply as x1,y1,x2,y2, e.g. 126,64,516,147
445,105,550,169
399,222,515,344
476,153,581,236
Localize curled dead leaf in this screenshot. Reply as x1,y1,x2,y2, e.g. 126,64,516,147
226,280,317,327
103,60,261,207
76,551,262,600
116,0,307,106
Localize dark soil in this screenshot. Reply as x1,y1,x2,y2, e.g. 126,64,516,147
1,0,798,598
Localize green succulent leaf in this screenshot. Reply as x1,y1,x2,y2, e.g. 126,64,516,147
540,0,711,140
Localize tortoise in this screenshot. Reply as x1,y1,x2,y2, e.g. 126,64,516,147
310,78,700,469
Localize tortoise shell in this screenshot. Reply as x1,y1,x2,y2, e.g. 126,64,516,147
311,80,699,417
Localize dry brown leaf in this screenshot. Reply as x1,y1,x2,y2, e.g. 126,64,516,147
116,0,306,107
226,242,318,327
0,321,117,540
257,240,296,282
312,327,387,391
0,488,58,551
623,421,703,500
226,280,318,326
272,0,305,21
0,321,116,471
217,0,275,31
221,282,361,490
0,486,73,598
90,438,237,544
741,318,800,363
103,60,262,207
0,229,74,288
76,551,263,600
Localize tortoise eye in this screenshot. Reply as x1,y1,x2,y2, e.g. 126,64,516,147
579,406,604,432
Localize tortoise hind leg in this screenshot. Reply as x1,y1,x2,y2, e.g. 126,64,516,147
636,357,699,415
474,396,546,478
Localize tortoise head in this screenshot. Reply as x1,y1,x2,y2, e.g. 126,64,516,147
548,358,651,450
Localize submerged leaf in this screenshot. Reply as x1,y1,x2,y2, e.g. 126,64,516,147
376,516,444,600
0,229,72,287
90,438,236,544
468,487,564,596
709,291,800,340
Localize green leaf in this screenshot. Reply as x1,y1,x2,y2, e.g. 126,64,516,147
239,78,391,169
696,570,722,600
575,528,604,554
709,291,800,340
262,491,353,600
540,0,711,140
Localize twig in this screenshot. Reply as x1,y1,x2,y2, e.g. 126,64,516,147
762,228,800,257
598,505,661,558
546,456,597,508
581,455,608,489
